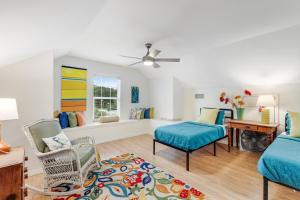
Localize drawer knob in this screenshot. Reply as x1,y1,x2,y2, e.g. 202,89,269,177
25,156,28,161
24,173,28,179
24,187,28,197
24,167,28,173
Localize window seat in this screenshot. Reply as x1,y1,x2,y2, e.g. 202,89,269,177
64,119,150,144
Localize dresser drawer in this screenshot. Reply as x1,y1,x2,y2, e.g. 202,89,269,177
257,126,276,133
257,127,269,132
233,123,258,131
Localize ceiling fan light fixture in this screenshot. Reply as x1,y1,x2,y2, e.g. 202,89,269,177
143,60,153,66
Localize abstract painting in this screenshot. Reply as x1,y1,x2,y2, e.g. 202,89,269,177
131,86,139,103
61,66,87,112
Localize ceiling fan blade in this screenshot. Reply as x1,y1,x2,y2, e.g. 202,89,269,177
154,58,180,62
149,49,161,57
120,55,141,60
128,61,143,66
153,62,160,68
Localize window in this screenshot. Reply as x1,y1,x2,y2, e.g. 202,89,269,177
93,76,120,119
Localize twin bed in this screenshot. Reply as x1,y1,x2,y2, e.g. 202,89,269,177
258,131,300,199
153,108,233,171
153,108,299,200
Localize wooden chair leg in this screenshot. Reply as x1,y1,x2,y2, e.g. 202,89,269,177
263,177,268,200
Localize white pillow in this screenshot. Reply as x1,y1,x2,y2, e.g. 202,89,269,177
42,132,71,151
198,108,219,125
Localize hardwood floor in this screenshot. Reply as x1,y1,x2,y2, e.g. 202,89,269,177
27,134,299,200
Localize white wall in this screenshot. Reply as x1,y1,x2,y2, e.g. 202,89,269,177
149,77,184,120
173,78,184,120
149,77,173,120
0,52,54,174
54,56,149,122
184,84,300,132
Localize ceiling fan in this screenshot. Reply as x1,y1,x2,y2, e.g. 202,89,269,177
121,43,180,68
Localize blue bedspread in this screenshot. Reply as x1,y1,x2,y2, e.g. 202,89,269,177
257,134,300,190
154,121,225,151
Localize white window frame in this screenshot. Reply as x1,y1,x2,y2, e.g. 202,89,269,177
92,76,120,120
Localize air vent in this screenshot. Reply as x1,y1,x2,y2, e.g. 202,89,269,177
195,93,205,99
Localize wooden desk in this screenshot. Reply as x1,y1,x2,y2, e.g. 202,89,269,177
0,147,28,200
227,120,279,148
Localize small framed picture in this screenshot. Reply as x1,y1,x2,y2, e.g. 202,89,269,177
131,86,139,103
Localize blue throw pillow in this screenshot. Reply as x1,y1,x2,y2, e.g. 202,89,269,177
59,112,69,129
144,108,150,119
215,110,225,125
285,113,291,134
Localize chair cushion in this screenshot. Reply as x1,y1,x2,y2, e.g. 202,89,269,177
78,146,95,166
29,120,62,153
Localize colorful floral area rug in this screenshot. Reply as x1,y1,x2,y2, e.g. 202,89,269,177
54,153,205,200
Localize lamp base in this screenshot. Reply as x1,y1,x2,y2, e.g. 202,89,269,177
261,108,270,124
0,140,10,154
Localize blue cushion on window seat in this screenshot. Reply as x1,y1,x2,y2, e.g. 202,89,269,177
144,108,150,119
59,112,69,129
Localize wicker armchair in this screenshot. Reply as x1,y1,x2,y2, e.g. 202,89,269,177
24,119,100,191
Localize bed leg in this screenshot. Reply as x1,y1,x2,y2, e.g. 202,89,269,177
263,177,268,200
153,139,155,155
213,142,216,156
186,151,189,171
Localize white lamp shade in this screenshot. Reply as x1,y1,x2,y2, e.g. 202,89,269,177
256,95,275,107
0,98,19,121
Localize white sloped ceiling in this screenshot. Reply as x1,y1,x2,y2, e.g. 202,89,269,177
1,0,300,86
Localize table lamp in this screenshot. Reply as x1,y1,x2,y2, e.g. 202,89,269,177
256,95,275,124
0,98,19,153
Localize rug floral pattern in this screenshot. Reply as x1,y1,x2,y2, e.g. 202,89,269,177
54,153,205,200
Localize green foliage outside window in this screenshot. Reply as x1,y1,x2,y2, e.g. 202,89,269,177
93,77,119,119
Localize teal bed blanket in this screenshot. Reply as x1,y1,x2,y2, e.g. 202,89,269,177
257,134,300,190
154,121,225,151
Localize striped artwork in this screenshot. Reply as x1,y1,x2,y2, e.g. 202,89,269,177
61,66,87,112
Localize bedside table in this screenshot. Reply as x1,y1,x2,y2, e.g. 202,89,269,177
227,120,279,149
0,147,28,199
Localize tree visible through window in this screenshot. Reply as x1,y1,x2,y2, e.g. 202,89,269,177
93,77,120,119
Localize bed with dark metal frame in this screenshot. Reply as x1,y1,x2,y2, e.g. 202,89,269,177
263,176,299,200
262,123,300,200
153,108,233,171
